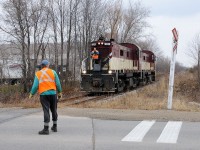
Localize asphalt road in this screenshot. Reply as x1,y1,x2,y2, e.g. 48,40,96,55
0,107,200,150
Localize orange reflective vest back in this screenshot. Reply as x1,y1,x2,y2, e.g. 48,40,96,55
36,68,56,94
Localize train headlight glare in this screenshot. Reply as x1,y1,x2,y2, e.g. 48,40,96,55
82,70,86,74
91,43,96,46
108,70,112,74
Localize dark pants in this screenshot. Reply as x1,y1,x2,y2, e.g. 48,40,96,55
40,95,58,124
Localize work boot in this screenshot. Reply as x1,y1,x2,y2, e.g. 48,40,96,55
38,126,49,135
51,124,57,132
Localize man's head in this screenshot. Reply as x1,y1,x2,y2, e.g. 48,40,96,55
41,60,49,68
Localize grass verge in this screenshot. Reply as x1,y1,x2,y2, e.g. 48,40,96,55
71,72,200,112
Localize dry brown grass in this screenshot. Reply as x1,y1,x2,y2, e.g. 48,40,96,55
72,72,200,111
0,81,80,108
73,92,200,111
0,94,41,108
2,71,200,111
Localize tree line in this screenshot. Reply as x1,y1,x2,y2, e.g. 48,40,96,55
0,0,163,92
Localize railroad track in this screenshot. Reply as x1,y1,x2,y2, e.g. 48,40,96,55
59,93,112,106
59,81,157,106
60,95,86,102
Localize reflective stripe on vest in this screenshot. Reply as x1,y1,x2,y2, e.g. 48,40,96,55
36,68,56,94
39,68,55,83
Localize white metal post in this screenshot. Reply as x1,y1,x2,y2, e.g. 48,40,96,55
167,42,177,109
167,28,178,110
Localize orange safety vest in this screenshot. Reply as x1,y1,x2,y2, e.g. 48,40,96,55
36,68,56,94
92,54,99,59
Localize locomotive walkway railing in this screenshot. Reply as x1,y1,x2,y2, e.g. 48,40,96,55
81,58,88,73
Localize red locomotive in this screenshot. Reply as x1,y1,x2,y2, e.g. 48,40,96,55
81,36,156,92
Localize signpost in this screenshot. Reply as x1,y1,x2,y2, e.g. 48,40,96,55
167,28,179,109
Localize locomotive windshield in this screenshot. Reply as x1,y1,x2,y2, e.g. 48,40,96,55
90,45,111,71
91,47,110,59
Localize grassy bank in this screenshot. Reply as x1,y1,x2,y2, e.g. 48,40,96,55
0,81,79,108
71,72,200,111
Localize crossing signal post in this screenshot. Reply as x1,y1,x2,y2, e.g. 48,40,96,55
167,28,179,110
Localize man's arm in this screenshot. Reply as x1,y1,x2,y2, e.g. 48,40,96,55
30,76,39,95
53,71,62,93
91,51,94,56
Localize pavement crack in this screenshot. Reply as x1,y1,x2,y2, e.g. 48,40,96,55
92,118,96,150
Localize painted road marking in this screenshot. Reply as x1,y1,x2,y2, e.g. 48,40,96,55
157,121,182,144
122,120,155,142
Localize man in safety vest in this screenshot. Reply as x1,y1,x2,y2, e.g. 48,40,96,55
91,47,99,60
91,47,100,65
29,60,62,135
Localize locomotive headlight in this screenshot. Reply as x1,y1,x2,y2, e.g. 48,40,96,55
108,70,112,74
82,70,86,74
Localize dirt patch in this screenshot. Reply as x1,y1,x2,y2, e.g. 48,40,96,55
58,107,200,122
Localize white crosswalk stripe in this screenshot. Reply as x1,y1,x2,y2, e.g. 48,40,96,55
157,121,182,143
121,120,155,142
121,120,183,144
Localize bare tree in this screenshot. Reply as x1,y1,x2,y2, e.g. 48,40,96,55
0,0,31,92
155,56,170,73
0,0,50,92
120,0,150,43
48,0,59,73
78,0,108,59
31,0,49,75
81,0,92,58
73,0,79,81
53,0,67,81
65,0,74,81
106,0,122,40
187,33,200,82
137,37,163,58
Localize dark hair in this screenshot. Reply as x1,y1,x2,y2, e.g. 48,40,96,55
41,64,47,68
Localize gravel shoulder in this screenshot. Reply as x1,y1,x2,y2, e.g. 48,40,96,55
59,107,200,122
1,107,200,122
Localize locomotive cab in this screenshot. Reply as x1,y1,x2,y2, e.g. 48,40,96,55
90,39,112,73
81,37,116,92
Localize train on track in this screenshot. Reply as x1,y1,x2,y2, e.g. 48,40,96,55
80,36,156,93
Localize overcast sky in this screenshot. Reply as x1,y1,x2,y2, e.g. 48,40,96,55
125,0,200,67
